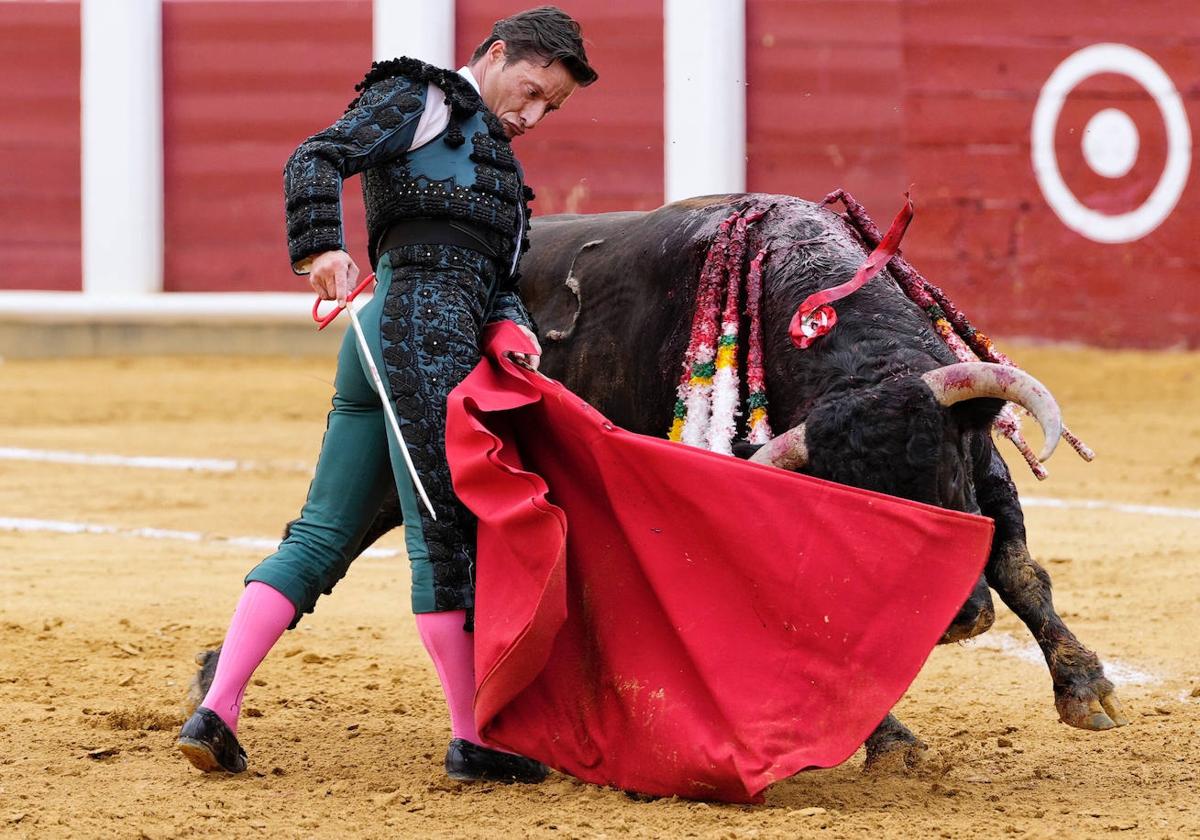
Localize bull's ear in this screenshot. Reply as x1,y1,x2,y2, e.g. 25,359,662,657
540,239,604,342
731,441,766,460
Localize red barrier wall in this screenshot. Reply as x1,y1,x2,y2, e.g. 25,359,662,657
746,0,905,216
161,0,372,292
163,0,659,292
747,0,1200,348
455,0,664,215
0,1,81,291
5,1,1197,347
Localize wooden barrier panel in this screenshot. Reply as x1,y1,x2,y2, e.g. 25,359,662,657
746,0,906,215
455,0,664,215
161,0,372,293
163,0,661,291
0,1,82,291
746,0,1199,348
7,0,1195,347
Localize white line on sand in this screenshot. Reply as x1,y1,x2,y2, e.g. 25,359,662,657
5,447,1200,522
0,448,1189,686
965,631,1162,687
0,516,400,559
1022,496,1200,521
0,516,1169,686
0,447,309,474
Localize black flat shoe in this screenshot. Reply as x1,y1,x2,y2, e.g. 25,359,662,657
177,707,248,773
444,738,548,784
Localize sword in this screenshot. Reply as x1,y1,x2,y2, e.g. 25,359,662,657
314,274,438,521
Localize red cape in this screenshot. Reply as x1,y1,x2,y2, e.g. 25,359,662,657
446,322,993,803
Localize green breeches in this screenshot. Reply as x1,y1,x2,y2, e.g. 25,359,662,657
245,245,499,625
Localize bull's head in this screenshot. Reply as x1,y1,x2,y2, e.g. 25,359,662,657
747,361,1061,472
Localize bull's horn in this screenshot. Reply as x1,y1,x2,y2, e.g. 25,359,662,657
748,424,809,470
921,363,1062,462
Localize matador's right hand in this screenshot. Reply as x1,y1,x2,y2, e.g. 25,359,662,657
307,250,360,304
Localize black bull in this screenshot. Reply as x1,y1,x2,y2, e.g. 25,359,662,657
195,194,1128,768
514,194,1129,765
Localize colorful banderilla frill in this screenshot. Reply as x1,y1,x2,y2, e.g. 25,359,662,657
822,188,1095,479
670,208,771,453
744,247,772,444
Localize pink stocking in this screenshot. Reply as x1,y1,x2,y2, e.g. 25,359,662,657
415,610,481,745
200,581,295,733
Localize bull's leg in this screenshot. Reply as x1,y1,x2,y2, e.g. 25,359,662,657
863,713,928,772
185,488,407,713
184,648,222,717
975,442,1129,730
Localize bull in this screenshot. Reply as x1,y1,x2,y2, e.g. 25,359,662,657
190,192,1127,770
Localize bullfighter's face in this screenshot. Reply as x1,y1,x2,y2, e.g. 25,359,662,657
474,40,577,139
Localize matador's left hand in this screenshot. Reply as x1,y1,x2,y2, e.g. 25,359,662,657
509,324,542,371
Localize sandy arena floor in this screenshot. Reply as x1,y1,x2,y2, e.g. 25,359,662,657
1,344,1198,839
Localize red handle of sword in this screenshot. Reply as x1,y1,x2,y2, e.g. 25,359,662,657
312,273,377,331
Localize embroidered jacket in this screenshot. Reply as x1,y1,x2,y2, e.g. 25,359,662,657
283,58,534,327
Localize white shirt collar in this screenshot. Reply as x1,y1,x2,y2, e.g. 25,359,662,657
457,65,481,94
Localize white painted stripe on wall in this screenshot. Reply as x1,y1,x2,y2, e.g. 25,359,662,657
0,516,401,559
81,0,163,296
665,0,746,201
0,448,309,474
375,0,455,67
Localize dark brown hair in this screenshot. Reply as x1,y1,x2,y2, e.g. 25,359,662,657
471,6,598,87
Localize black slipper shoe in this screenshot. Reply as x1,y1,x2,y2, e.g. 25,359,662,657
177,707,248,773
444,738,548,784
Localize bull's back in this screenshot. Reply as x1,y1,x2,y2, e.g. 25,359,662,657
521,211,646,311
519,193,930,434
522,199,750,432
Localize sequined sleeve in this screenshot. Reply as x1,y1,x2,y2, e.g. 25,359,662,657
485,185,536,331
284,76,429,272
486,288,537,333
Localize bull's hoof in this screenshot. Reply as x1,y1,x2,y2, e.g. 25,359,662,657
863,714,928,774
1055,679,1130,730
939,576,995,644
939,603,996,644
177,707,248,773
863,737,930,774
184,647,222,717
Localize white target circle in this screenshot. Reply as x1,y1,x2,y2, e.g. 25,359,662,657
1082,108,1139,178
1031,43,1192,244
